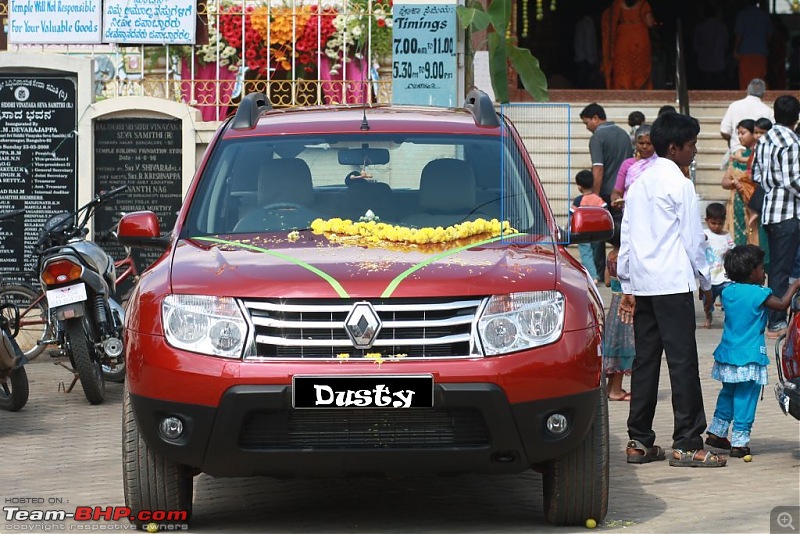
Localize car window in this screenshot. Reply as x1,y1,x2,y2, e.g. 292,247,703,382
182,134,551,238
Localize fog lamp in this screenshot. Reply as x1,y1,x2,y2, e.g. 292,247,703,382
546,413,569,436
158,416,185,440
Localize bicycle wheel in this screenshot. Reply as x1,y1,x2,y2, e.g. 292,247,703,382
0,284,50,361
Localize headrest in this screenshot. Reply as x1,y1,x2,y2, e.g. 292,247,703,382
257,158,315,206
419,158,476,212
343,180,394,219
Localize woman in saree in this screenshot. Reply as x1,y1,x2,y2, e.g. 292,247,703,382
601,0,658,90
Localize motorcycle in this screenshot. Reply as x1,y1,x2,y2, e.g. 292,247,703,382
0,209,30,412
36,186,127,405
775,294,800,421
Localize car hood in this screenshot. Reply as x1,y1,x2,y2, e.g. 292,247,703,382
170,233,558,299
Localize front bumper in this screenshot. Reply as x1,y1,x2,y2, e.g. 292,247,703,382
131,384,600,478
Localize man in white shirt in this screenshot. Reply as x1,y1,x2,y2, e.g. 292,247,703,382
720,78,773,152
617,112,726,468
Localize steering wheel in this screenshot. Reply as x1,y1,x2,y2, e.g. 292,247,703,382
261,202,306,211
345,170,371,188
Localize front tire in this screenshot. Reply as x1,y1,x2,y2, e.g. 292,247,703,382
542,387,609,526
123,384,193,527
0,367,29,412
65,318,105,405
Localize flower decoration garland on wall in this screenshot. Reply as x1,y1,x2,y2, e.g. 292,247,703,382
179,0,245,72
324,0,393,73
183,0,394,80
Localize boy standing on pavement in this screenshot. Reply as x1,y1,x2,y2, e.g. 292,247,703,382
617,112,726,468
572,169,608,284
580,103,632,280
751,94,800,339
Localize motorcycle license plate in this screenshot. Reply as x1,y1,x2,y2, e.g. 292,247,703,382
46,283,87,308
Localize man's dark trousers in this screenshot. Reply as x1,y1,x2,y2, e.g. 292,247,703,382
627,292,707,451
764,218,799,329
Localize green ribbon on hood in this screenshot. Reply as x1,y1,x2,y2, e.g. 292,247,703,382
196,232,524,299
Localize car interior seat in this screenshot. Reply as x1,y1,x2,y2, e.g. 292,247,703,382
401,158,484,228
342,175,394,221
233,158,317,232
257,158,315,207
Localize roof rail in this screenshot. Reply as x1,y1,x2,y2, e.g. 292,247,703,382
231,92,273,130
464,89,500,127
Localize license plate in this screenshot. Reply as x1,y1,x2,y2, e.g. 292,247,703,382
46,283,87,308
292,375,434,409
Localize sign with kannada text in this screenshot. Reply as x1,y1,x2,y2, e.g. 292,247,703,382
391,0,457,107
8,0,102,44
93,118,183,278
0,76,77,278
102,0,195,44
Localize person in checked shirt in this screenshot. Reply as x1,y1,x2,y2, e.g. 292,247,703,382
617,112,726,468
751,94,800,338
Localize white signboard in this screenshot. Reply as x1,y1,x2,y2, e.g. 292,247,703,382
392,0,458,107
103,0,195,44
8,0,102,44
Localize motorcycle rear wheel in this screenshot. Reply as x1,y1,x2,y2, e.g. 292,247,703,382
66,318,105,405
0,284,51,361
0,366,29,412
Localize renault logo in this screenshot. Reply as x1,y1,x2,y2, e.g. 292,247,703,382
344,301,381,349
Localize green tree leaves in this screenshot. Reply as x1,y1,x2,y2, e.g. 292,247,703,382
457,0,548,103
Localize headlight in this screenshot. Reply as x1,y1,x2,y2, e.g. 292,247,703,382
477,291,565,355
162,295,251,358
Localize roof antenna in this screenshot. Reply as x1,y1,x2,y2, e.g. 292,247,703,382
360,76,370,131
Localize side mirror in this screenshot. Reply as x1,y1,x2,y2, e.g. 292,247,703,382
569,206,614,244
117,211,169,250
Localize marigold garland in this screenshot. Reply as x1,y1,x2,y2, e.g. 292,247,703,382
310,218,517,246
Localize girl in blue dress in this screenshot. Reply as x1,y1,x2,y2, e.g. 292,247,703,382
706,245,800,458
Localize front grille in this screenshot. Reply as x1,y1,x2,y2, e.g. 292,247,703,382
239,408,490,450
242,298,485,359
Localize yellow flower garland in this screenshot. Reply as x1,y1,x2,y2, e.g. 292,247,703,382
310,218,516,246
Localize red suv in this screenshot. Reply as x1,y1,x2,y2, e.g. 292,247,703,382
119,90,613,527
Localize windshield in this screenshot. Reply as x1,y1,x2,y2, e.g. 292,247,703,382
182,133,552,239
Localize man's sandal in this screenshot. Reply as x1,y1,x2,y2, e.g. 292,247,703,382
669,449,727,468
626,439,666,464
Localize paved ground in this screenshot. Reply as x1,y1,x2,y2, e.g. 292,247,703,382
1,284,799,533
